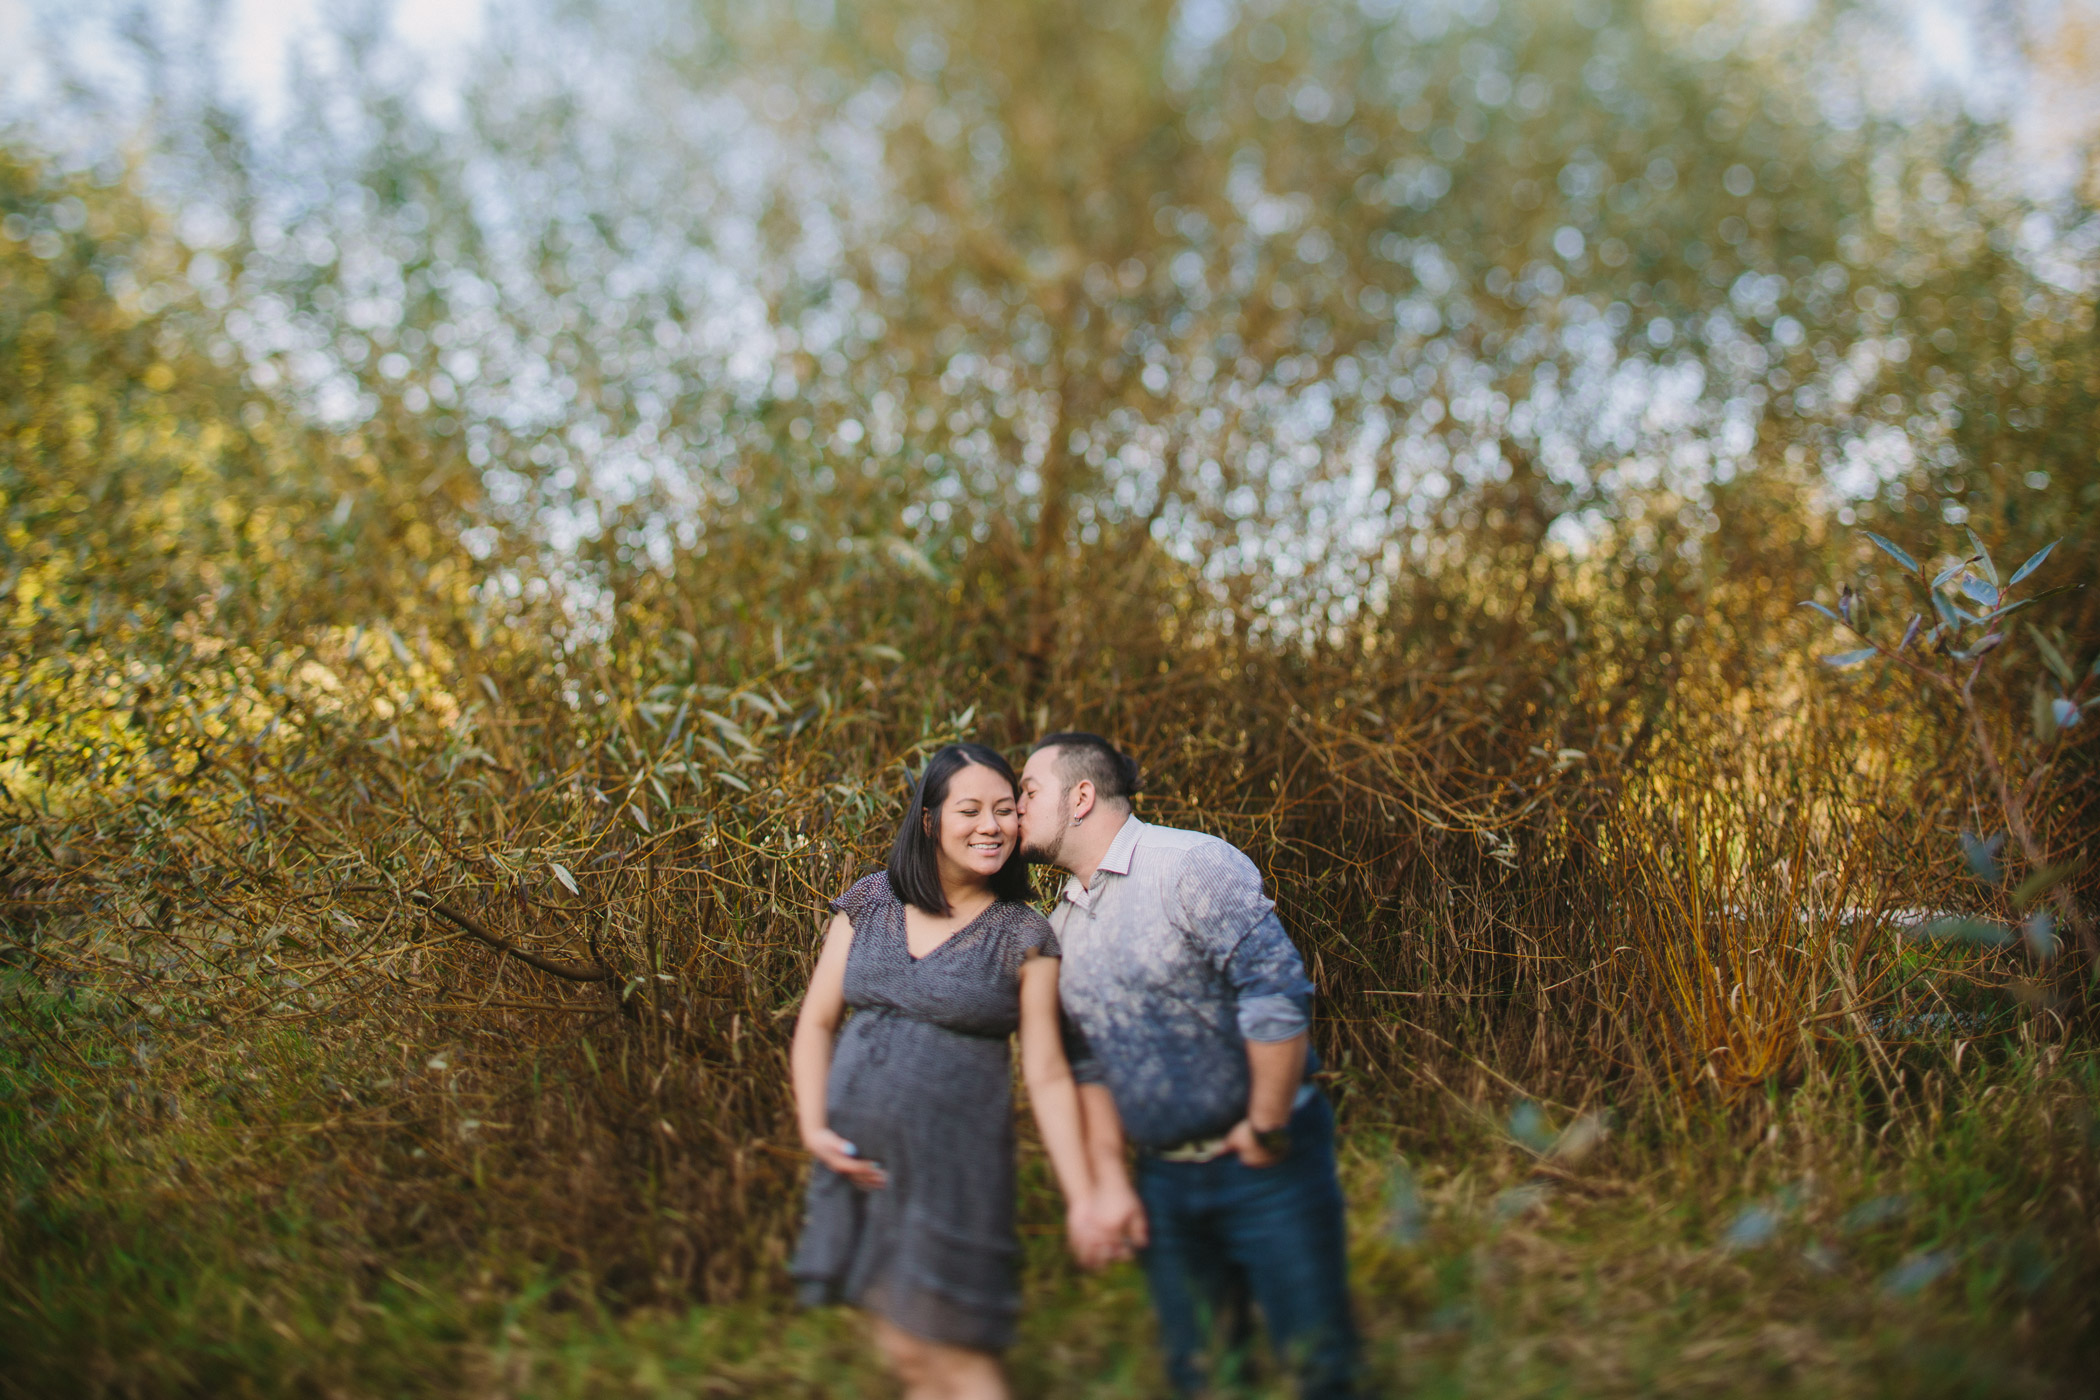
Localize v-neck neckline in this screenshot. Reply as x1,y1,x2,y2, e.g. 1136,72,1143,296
901,897,998,964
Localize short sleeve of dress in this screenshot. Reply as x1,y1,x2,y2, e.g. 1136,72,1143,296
828,871,893,925
1017,906,1059,959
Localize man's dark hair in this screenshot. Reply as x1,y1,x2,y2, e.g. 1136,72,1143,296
1030,731,1141,807
887,742,1033,913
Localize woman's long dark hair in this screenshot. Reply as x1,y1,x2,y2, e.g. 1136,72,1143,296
886,743,1032,914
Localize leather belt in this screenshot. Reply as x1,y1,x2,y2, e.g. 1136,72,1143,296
1150,1134,1233,1164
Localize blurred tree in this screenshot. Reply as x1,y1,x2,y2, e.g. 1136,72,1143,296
6,0,2094,717
0,148,518,817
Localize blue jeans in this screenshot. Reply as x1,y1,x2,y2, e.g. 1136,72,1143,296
1134,1090,1357,1398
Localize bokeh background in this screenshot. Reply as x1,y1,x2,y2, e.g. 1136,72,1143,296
2,2,2097,1395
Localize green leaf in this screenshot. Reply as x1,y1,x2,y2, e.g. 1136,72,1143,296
2034,684,2060,745
1951,633,2003,663
2024,911,2057,961
1958,575,1998,609
2006,539,2058,588
1839,1195,1910,1233
700,710,763,755
1931,588,1964,634
2050,697,2079,729
884,536,947,583
1910,917,2012,946
549,862,579,895
715,770,753,793
1965,527,1997,586
1508,1100,1554,1154
1882,1250,1956,1297
1798,600,1843,624
2012,858,2084,913
1986,583,2082,624
1931,557,1972,589
1864,532,1920,574
732,689,780,720
1721,1204,1782,1253
1984,597,2038,624
1821,648,1879,669
1960,831,2004,884
2027,624,2076,687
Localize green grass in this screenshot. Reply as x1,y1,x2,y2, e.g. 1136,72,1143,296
5,993,2094,1399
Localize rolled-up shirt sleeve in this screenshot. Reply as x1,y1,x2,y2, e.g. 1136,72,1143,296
1237,994,1310,1042
1224,911,1314,1041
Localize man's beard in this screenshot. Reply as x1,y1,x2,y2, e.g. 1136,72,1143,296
1018,818,1066,868
1018,832,1060,866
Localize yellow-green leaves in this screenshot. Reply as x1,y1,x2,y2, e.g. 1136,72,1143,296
2011,859,2083,914
2026,624,2076,688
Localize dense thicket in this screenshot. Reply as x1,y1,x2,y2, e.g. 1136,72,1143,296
2,0,2097,1390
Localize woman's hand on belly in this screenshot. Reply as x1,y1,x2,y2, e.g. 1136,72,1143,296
805,1125,889,1189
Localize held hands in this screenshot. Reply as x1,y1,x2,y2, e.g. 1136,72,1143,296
805,1126,888,1190
1068,1181,1148,1270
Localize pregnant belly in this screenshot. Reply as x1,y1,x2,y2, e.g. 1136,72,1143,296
827,1013,1012,1148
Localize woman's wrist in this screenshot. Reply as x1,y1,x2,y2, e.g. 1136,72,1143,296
1055,1164,1096,1204
1091,1167,1135,1200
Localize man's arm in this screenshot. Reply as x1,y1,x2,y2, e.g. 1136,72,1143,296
1076,1083,1148,1266
1227,1031,1308,1167
1079,1082,1130,1184
1214,901,1316,1168
1166,843,1318,1168
1245,1032,1308,1130
1060,992,1147,1267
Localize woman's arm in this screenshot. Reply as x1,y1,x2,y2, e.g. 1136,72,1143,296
790,912,885,1188
1018,954,1096,1213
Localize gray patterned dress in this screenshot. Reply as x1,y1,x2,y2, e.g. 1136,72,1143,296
791,873,1059,1351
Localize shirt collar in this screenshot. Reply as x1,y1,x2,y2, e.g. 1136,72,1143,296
1060,814,1146,910
1097,813,1146,876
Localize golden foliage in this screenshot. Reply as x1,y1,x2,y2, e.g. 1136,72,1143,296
1,0,2096,1345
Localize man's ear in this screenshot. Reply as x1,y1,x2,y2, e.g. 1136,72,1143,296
1071,779,1097,822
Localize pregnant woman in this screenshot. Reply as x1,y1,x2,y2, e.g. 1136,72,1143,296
790,742,1096,1400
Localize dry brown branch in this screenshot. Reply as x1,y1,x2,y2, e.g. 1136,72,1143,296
414,896,612,983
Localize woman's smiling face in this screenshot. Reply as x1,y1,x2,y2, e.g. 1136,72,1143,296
934,762,1019,887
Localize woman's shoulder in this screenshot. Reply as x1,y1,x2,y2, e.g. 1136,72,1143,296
990,899,1055,943
828,871,897,921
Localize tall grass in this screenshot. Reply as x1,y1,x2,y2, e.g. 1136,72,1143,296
4,5,2100,1388
5,548,2095,1383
